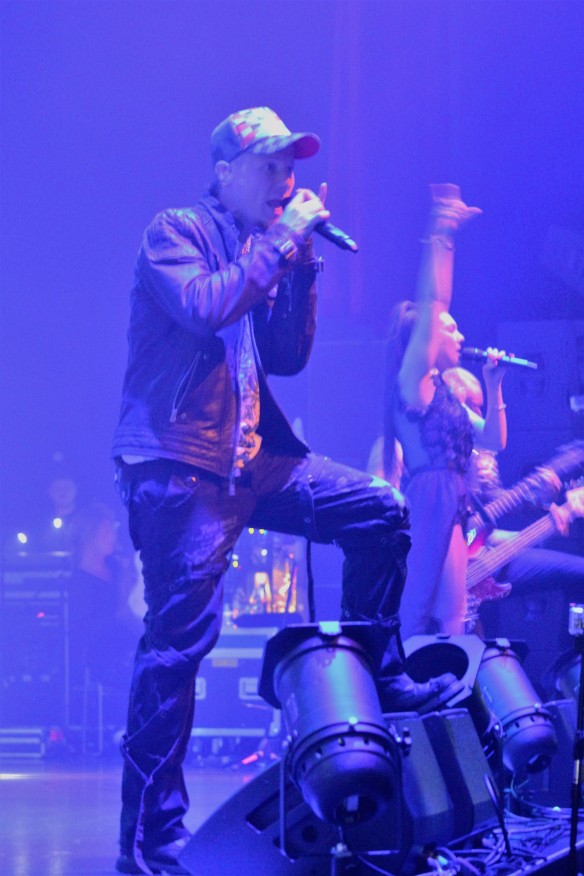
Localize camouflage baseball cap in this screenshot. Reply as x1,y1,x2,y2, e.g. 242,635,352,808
211,107,320,163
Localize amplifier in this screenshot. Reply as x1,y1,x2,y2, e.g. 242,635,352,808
193,627,280,739
0,555,70,727
0,726,46,759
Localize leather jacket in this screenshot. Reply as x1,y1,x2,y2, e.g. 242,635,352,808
112,192,319,478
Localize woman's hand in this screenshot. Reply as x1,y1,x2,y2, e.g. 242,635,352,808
428,183,482,237
482,347,508,387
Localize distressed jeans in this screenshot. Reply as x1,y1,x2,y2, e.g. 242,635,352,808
115,448,410,867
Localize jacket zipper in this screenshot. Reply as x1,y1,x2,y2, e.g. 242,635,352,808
228,235,253,494
170,352,202,423
228,320,247,496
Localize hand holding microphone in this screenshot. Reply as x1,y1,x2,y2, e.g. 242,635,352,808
281,184,330,239
480,347,512,390
461,346,539,371
281,185,359,252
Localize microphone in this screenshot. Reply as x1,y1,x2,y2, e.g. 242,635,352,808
461,347,539,370
281,196,359,252
314,221,359,253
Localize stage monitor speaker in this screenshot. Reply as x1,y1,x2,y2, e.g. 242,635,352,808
180,760,337,875
352,709,496,871
178,710,496,876
421,709,496,836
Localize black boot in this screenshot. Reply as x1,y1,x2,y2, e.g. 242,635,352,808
379,671,464,715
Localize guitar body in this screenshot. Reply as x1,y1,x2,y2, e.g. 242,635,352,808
466,568,512,627
467,528,488,559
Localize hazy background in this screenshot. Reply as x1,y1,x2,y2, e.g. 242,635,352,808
2,0,583,563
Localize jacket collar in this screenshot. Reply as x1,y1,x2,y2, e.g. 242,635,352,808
199,189,241,262
200,189,265,261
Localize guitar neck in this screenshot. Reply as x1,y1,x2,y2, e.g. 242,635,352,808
466,513,556,588
484,480,539,522
474,440,584,530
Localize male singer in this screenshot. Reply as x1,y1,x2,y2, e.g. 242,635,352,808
112,107,459,875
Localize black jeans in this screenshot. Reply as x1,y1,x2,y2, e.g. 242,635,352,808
115,447,410,865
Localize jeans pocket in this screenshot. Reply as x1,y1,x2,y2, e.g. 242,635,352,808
136,470,201,513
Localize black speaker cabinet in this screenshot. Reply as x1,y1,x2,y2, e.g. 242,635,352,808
479,587,573,698
179,709,496,876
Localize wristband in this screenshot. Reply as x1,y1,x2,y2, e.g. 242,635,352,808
420,234,455,251
269,234,298,264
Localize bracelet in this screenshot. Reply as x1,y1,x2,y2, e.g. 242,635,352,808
270,235,298,263
494,403,507,412
420,234,455,251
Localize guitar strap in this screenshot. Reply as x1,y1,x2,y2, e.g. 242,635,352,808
467,492,497,535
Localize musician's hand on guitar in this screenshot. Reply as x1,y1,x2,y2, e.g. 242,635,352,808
475,452,500,488
486,528,516,547
549,502,570,537
531,466,562,505
566,486,584,524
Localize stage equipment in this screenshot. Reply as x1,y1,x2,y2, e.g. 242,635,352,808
403,633,486,705
511,699,576,812
0,551,71,727
178,707,497,876
550,649,581,702
403,635,558,777
480,586,576,699
259,622,400,827
403,634,505,772
192,626,281,742
474,640,558,776
567,604,584,876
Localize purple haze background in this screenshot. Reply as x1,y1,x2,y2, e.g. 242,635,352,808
2,0,583,534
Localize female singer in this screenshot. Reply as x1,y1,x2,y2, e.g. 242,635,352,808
382,185,508,637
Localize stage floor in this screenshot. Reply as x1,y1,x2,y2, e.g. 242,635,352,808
0,754,252,876
1,750,583,876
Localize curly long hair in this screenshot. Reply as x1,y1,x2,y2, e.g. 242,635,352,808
382,301,419,480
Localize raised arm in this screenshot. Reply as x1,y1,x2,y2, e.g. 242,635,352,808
399,185,481,408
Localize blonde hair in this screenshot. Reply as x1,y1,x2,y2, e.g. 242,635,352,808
443,367,483,413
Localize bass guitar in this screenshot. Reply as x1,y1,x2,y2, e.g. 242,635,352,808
465,486,584,629
466,439,584,547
